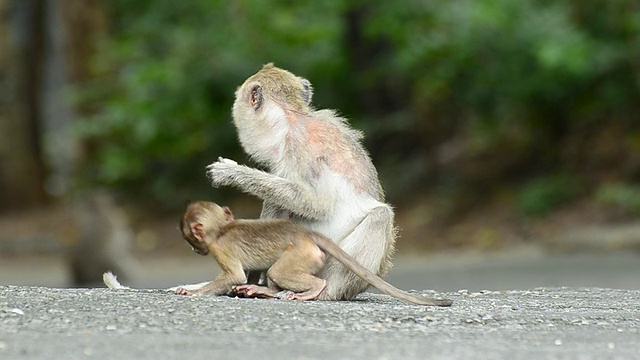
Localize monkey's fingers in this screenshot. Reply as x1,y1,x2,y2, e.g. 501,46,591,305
205,157,238,171
206,158,239,187
175,287,193,296
216,157,238,165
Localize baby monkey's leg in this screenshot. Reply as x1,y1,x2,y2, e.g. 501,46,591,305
236,239,327,301
268,239,327,301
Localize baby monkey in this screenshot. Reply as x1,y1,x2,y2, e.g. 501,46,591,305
176,201,452,307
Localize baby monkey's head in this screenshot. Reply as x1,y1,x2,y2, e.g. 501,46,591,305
179,201,235,256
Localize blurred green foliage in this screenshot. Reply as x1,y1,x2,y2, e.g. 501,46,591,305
76,0,640,212
517,175,578,216
596,183,640,214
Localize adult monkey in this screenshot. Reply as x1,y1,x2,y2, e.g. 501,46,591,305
207,63,396,301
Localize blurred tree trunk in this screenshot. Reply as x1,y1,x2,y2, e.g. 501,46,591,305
42,0,107,196
59,0,107,84
0,0,106,212
343,5,403,117
0,0,47,211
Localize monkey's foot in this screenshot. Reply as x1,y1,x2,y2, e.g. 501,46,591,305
274,290,297,300
291,279,326,301
233,285,281,299
175,287,193,296
233,285,320,301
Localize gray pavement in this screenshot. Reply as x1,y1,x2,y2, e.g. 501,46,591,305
1,286,639,359
1,248,640,359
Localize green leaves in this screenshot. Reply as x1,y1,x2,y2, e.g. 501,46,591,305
517,176,579,217
74,0,640,210
597,184,640,214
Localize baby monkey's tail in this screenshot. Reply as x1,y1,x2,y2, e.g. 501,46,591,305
102,271,209,292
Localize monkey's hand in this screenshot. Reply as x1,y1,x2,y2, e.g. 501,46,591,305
175,287,193,296
206,157,240,187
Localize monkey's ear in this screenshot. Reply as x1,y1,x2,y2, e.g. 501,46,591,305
250,85,263,109
222,206,235,221
300,78,313,105
190,222,205,241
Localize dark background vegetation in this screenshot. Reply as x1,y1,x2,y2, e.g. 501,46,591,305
1,0,640,252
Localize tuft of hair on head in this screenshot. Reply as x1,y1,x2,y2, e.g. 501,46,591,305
301,78,313,105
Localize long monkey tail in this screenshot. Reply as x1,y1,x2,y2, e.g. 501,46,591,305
311,235,453,307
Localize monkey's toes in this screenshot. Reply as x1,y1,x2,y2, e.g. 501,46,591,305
275,290,296,301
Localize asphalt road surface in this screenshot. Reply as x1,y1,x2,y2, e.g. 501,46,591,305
1,286,639,359
1,249,640,359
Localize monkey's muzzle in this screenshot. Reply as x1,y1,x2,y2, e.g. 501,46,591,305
192,247,209,256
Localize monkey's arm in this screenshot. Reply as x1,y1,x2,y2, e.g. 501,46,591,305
191,279,236,296
260,202,290,220
192,261,247,296
207,158,334,220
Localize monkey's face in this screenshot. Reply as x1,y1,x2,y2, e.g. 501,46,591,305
186,235,209,256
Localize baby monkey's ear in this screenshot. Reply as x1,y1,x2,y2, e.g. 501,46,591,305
189,222,205,241
222,206,235,221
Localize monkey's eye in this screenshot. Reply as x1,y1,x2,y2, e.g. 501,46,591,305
250,85,262,109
